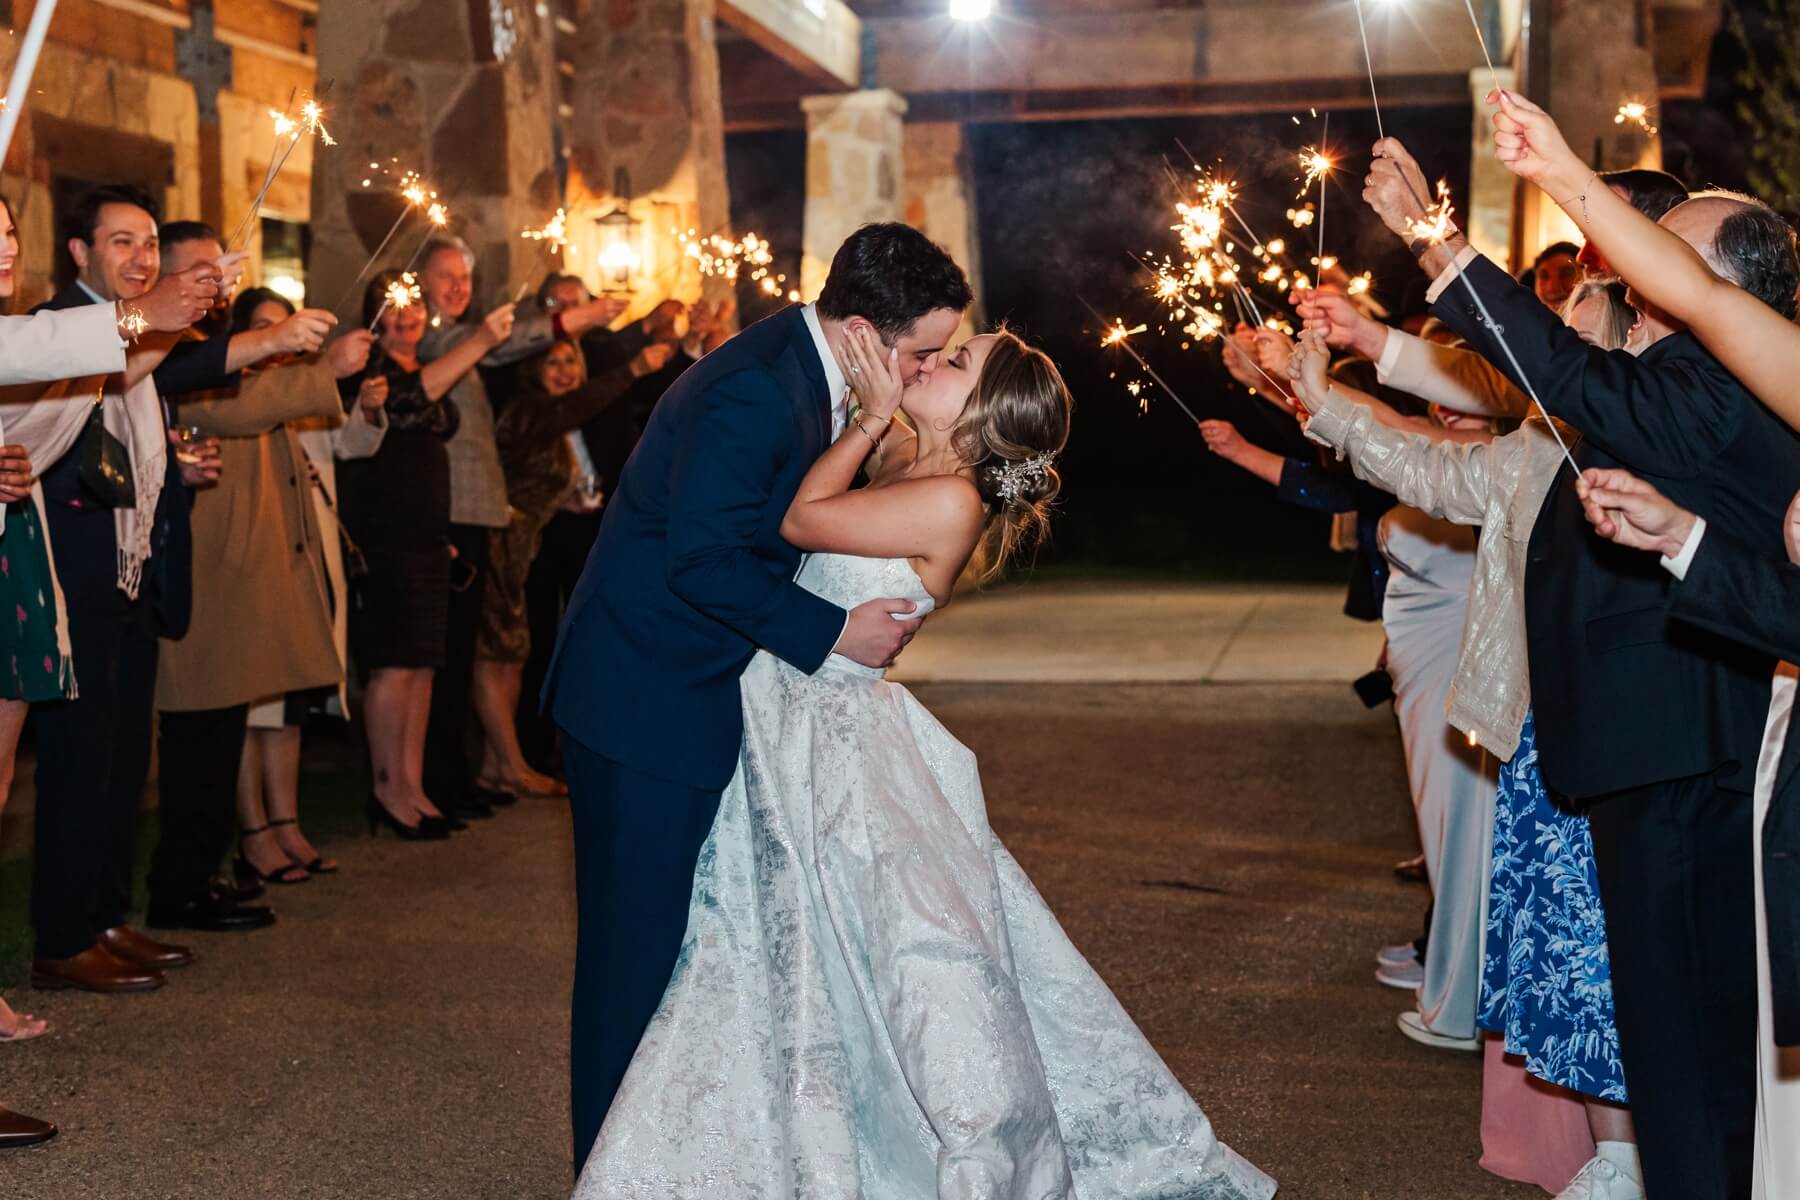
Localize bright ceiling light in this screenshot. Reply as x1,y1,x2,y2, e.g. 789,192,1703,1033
950,0,993,19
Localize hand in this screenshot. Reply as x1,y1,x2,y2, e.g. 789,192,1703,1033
579,294,631,326
326,329,375,379
357,374,389,415
169,429,223,487
135,264,221,333
0,444,32,503
1252,327,1296,380
215,250,249,301
641,299,688,344
480,303,517,348
1490,89,1586,195
1363,138,1433,239
843,324,904,425
269,309,338,357
629,342,677,378
1198,419,1247,463
834,597,923,669
1220,323,1263,389
1575,467,1696,558
1286,328,1333,415
1292,286,1385,358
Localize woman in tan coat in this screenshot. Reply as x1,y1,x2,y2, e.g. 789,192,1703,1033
156,289,374,884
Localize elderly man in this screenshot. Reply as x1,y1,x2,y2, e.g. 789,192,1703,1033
413,238,624,816
1365,139,1800,1199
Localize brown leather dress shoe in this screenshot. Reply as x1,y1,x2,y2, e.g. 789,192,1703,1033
98,925,194,970
30,945,164,994
0,1105,56,1149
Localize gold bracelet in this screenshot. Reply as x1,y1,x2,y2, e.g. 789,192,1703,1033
853,417,885,451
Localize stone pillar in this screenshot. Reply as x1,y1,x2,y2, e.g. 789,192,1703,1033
562,0,731,322
800,89,907,301
309,0,561,316
1464,67,1517,267
904,120,985,339
1514,0,1661,263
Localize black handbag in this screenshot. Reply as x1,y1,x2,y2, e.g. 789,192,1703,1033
75,403,137,509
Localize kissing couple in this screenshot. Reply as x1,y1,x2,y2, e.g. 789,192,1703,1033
545,223,1276,1199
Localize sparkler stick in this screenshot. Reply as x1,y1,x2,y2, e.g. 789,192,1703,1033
1080,296,1205,426
332,172,435,314
0,0,58,169
1461,0,1502,94
1350,0,1385,139
227,84,336,251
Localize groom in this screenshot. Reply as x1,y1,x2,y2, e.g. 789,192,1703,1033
544,222,973,1169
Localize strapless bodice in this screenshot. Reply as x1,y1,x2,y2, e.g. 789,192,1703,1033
796,554,937,678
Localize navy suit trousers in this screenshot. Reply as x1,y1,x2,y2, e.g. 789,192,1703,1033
561,729,721,1173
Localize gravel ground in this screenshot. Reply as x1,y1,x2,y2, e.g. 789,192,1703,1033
1,682,1529,1199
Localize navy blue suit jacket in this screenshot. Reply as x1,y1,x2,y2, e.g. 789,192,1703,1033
1434,254,1800,799
544,306,848,791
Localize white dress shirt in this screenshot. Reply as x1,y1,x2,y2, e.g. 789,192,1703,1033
801,303,849,438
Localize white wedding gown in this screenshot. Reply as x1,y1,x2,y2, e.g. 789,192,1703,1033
574,553,1277,1200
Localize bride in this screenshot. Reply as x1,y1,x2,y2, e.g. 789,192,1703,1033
574,324,1276,1200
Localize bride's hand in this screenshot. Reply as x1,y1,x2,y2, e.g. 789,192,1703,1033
844,324,904,426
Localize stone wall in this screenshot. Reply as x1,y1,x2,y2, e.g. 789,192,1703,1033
561,0,732,321
308,0,561,318
799,88,907,300
903,120,984,339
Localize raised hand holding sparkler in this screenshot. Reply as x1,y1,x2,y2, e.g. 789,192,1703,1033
1362,135,1584,478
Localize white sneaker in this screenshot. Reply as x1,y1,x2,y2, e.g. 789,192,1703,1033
1376,941,1419,967
1555,1156,1644,1200
1375,959,1424,990
1395,1009,1481,1051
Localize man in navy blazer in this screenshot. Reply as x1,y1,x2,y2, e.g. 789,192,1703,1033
544,223,973,1169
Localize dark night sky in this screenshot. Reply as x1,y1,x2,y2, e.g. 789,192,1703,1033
724,24,1763,576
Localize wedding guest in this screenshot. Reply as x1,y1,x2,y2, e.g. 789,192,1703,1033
1288,278,1644,1198
415,239,626,816
237,287,390,881
470,337,673,796
1531,241,1583,310
1364,135,1800,1199
26,185,278,989
340,270,511,838
142,226,355,924
1576,468,1800,1198
150,278,371,897
1577,169,1688,276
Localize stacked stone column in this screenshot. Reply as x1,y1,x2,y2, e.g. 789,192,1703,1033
800,89,909,300
309,0,560,316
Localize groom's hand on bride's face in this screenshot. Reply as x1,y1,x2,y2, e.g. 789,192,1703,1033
836,598,924,669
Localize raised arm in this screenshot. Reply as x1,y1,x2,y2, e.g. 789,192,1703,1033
665,368,848,674
1490,90,1800,432
1287,329,1496,444
418,305,515,400
780,327,985,569
177,357,345,438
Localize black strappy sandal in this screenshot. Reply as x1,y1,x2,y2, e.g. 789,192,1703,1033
269,817,339,875
234,824,312,886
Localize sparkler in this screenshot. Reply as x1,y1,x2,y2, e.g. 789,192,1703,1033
367,271,423,333
227,84,336,251
1350,0,1385,139
1301,117,1333,274
333,171,436,314
1081,296,1204,426
1615,101,1658,137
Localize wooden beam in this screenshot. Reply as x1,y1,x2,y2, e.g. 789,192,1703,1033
717,0,861,90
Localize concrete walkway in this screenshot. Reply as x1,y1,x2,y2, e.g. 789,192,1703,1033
890,581,1383,685
3,586,1533,1198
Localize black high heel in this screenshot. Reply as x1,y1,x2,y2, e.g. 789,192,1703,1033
234,825,311,885
268,817,339,875
365,796,450,841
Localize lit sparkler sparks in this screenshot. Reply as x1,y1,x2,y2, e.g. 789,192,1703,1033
521,208,570,252
228,85,336,250
368,271,423,332
1615,101,1658,137
1103,319,1149,347
1300,148,1334,190
333,171,437,315
1406,180,1457,246
299,98,335,146
672,227,797,301
1081,296,1204,427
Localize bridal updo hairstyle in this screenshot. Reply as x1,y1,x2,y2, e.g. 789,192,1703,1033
816,222,974,341
955,329,1073,580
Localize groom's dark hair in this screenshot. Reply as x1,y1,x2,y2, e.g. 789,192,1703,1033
816,223,973,341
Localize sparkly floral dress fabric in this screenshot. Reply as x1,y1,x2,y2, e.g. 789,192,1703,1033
575,553,1276,1200
0,501,70,702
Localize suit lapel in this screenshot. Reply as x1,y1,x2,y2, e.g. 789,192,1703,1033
789,306,832,449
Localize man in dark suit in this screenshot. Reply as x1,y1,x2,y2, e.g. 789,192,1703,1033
542,224,971,1170
1366,142,1800,1198
1577,469,1800,1053
28,187,328,995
